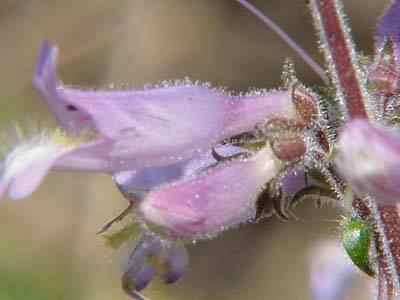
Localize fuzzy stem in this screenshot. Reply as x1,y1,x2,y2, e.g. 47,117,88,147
378,264,390,300
234,0,328,84
377,204,400,298
308,0,370,120
353,198,400,299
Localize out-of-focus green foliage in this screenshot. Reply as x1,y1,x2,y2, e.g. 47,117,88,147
0,96,24,127
0,241,83,300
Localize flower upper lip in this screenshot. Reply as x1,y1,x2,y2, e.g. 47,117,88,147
0,40,298,201
32,41,296,171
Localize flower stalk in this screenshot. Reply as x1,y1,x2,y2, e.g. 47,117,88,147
309,0,370,120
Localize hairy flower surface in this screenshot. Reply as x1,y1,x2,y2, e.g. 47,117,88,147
34,41,296,166
0,130,112,199
336,119,400,204
137,146,281,240
0,41,297,201
0,132,70,199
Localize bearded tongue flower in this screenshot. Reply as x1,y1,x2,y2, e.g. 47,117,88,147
34,41,296,168
335,119,400,204
136,146,282,240
0,41,297,201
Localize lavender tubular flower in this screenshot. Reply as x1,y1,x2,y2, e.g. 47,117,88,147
335,119,400,204
0,41,297,201
34,41,296,161
114,145,279,297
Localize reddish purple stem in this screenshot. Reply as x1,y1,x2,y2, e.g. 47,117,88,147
353,198,400,299
310,0,369,119
379,205,400,276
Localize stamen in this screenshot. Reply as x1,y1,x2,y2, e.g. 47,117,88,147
234,0,328,83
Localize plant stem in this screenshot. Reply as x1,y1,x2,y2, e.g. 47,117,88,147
309,0,370,120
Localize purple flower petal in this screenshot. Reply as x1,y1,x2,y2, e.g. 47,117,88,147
374,1,400,95
122,232,188,299
182,144,249,176
377,0,400,48
159,242,188,284
61,85,291,168
0,134,249,200
280,169,308,196
3,41,294,201
137,147,281,240
113,144,248,200
33,41,94,132
122,264,156,294
335,119,400,203
34,41,294,169
122,234,160,300
0,136,68,200
309,240,359,300
0,133,117,200
113,163,185,199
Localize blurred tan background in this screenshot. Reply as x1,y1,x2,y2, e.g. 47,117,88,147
0,1,384,299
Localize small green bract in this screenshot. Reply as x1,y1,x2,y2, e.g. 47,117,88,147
341,216,374,277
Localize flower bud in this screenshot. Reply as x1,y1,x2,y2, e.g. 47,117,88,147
335,119,400,204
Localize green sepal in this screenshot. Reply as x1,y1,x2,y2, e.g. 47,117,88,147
341,216,374,277
102,222,141,249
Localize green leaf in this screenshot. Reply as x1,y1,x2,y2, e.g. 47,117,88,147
341,216,374,276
